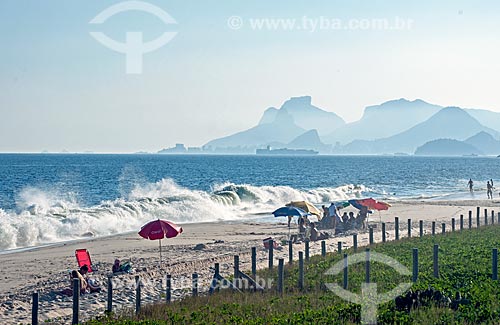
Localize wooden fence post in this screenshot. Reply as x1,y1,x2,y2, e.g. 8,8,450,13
107,275,113,312
32,292,39,325
412,248,418,282
433,244,439,278
451,218,455,232
214,263,220,292
441,223,446,234
321,240,326,257
278,258,284,295
493,248,498,280
135,275,141,315
269,240,274,270
477,207,480,227
419,220,423,237
469,210,472,229
338,241,342,253
166,274,172,303
343,253,348,290
498,212,500,224
382,223,386,242
365,248,370,283
395,217,399,240
369,227,374,245
353,234,358,251
72,278,80,325
460,214,464,231
492,211,495,225
305,240,310,261
407,219,412,238
234,255,240,289
432,221,436,235
288,241,293,265
485,208,488,225
192,273,198,297
298,251,304,290
251,247,257,276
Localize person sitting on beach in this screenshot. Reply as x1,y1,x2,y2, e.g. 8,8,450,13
348,212,356,229
113,259,121,273
76,265,100,293
71,270,88,293
341,212,349,224
113,259,132,274
310,222,329,241
70,266,90,294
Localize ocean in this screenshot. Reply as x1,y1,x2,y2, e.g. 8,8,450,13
0,154,497,251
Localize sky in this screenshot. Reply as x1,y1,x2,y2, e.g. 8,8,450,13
1,0,500,152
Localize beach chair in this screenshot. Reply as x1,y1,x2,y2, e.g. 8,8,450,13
263,237,280,250
75,249,95,273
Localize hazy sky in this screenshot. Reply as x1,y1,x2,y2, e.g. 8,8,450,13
1,0,500,152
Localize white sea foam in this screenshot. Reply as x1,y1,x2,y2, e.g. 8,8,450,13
0,178,369,250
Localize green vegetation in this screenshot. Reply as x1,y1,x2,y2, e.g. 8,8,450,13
87,226,500,324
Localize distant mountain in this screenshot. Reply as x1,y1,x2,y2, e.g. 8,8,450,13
287,129,331,153
205,109,305,148
258,96,345,135
464,131,500,155
322,99,442,145
341,107,499,154
259,107,279,125
415,139,483,156
465,109,500,133
206,96,344,149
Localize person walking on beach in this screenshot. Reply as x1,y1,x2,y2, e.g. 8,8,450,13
487,181,493,199
468,179,474,192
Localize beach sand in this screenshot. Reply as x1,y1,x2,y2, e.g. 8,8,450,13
0,200,499,324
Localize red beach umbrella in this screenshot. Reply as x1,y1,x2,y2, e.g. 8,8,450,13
358,198,391,211
138,219,183,265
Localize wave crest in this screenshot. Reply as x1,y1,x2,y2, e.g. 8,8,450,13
0,179,369,250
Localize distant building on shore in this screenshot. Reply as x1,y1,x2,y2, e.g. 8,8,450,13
256,146,318,155
158,143,187,154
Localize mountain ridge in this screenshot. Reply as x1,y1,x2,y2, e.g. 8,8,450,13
203,96,500,154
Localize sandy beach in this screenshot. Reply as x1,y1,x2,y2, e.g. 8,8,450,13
1,200,499,324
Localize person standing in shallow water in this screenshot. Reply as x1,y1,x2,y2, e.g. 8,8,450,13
468,179,474,192
487,181,493,199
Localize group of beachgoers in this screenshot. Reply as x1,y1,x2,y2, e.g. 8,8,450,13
297,218,330,241
292,203,369,241
468,178,498,199
319,203,369,233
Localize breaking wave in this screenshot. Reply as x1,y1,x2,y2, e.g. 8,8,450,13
0,178,369,250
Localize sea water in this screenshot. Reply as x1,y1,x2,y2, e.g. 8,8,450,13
0,154,497,250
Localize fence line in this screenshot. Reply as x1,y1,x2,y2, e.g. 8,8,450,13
30,207,500,323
